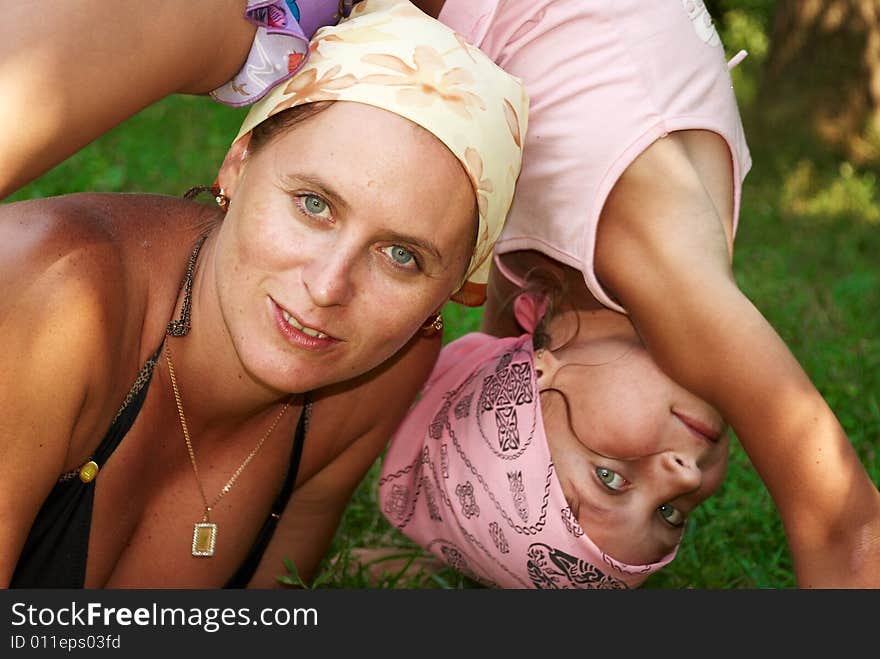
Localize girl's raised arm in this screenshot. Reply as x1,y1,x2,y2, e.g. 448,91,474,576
595,135,880,588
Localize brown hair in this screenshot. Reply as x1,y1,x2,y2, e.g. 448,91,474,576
247,101,335,155
184,101,335,205
502,267,577,353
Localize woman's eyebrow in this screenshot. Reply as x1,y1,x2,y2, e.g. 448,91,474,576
282,173,351,212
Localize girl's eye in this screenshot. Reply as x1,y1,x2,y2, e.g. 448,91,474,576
595,467,628,491
658,503,685,527
381,245,419,269
298,194,331,219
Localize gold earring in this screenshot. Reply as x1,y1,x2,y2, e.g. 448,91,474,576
215,189,229,211
422,312,443,333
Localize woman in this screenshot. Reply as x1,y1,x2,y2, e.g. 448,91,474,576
0,0,528,588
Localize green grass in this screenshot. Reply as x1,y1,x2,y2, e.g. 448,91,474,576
7,81,878,589
6,96,248,201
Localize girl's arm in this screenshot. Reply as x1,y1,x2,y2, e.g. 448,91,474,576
595,136,880,588
0,0,255,199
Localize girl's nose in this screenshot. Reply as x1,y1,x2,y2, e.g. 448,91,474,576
660,451,703,493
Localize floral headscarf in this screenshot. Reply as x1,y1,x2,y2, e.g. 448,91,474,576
234,0,529,306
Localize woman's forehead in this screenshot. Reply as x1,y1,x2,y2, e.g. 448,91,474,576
252,105,477,258
265,104,463,190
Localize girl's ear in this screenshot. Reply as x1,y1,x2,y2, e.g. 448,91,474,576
534,347,562,392
216,132,252,199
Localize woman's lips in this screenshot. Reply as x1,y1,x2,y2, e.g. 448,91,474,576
270,298,340,350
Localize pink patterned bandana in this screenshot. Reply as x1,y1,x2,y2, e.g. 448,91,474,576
379,294,679,588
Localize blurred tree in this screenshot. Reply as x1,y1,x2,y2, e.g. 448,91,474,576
757,0,880,166
706,0,777,28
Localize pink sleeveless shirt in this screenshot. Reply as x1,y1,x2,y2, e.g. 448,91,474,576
438,0,752,312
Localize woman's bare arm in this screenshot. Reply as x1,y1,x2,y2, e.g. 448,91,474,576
595,138,880,588
0,200,122,585
0,0,254,199
247,330,443,587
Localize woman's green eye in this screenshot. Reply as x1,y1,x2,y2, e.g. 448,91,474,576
301,194,329,217
595,467,627,491
658,503,685,527
382,245,416,267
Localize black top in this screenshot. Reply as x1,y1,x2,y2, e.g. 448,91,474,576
9,342,309,589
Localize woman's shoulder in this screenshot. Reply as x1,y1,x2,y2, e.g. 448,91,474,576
2,191,200,255
0,192,208,458
1,192,206,298
0,195,141,481
0,192,206,364
1,193,128,310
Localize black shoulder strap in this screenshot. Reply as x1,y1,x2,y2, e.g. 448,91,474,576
224,393,311,588
93,342,164,466
11,342,164,588
56,341,164,483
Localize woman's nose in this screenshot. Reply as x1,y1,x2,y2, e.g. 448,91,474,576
301,245,356,307
659,451,703,492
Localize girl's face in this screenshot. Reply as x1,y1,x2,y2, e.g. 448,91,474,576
536,329,729,565
214,102,476,393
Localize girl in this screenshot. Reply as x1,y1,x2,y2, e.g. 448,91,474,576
426,0,880,588
378,285,730,588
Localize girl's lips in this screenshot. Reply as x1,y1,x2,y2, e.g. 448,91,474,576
673,411,722,443
270,298,341,351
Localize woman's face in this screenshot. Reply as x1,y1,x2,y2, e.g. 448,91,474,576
214,102,476,393
536,330,729,565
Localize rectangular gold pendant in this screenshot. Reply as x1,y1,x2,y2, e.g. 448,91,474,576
192,522,217,557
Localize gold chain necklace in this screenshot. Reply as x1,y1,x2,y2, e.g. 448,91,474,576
164,341,290,557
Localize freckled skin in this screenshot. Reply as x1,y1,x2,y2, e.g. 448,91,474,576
211,101,477,395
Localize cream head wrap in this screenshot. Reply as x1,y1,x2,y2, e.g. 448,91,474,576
234,0,529,306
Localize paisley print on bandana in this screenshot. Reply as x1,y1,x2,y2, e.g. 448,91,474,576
427,540,483,584
489,521,509,554
477,352,535,457
422,477,442,522
455,481,480,519
527,543,627,590
508,471,529,523
561,507,585,538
